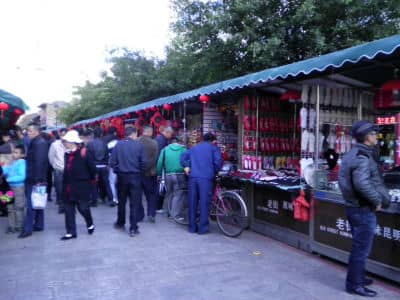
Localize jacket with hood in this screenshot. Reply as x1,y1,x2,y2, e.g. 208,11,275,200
157,143,186,175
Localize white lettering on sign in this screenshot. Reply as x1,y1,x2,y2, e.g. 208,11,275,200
375,225,382,237
383,227,393,240
393,229,400,241
336,218,345,231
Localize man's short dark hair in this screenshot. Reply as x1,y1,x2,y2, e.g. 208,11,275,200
14,144,25,155
203,132,216,142
93,127,103,138
81,129,92,137
108,126,118,136
28,123,41,132
125,126,137,137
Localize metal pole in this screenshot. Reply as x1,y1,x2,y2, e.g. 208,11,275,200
358,91,363,120
315,85,320,168
256,94,259,168
183,100,187,146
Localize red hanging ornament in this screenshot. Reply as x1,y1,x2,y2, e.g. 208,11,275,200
151,106,158,112
14,108,24,116
0,102,10,118
280,90,301,102
163,103,173,111
199,94,211,105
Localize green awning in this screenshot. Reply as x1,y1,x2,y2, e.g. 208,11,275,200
0,89,29,111
74,34,400,126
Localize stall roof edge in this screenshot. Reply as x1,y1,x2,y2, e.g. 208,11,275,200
73,34,400,126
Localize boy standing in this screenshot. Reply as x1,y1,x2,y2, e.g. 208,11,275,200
3,145,26,233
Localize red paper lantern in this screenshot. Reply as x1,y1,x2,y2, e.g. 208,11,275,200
14,108,24,116
0,102,10,118
199,94,211,104
163,103,173,111
151,106,158,112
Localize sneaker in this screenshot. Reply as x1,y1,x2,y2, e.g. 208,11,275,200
156,209,166,214
18,232,32,239
113,198,119,205
87,225,95,235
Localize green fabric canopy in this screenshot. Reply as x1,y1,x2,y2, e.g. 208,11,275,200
0,89,29,111
74,34,400,126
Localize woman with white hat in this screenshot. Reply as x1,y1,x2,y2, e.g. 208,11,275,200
60,130,96,240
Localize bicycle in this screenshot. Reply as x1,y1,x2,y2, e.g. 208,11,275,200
167,176,248,238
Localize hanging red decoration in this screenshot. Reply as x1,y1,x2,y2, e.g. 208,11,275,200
150,111,166,130
199,94,211,104
14,108,24,116
151,106,158,112
163,103,173,111
0,102,10,118
375,79,400,109
280,90,301,101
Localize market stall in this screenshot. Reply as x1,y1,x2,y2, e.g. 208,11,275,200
72,35,400,282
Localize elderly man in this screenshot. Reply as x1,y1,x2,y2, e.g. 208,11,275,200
19,124,49,238
48,128,67,214
138,126,158,222
180,133,222,234
110,127,147,237
339,120,390,297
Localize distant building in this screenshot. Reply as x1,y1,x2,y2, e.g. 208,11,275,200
38,101,68,129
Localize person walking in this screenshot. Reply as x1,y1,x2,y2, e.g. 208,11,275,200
60,130,96,240
48,128,67,214
19,124,49,239
138,126,159,223
110,127,147,237
180,133,222,234
2,145,26,234
157,136,187,219
155,126,173,213
87,127,114,207
339,120,390,297
104,127,119,206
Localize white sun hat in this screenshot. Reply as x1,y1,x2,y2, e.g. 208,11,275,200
62,130,82,144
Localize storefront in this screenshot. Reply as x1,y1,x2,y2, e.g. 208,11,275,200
73,35,400,283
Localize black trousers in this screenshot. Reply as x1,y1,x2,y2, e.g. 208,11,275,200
141,176,158,218
93,167,113,204
116,173,142,231
64,199,93,236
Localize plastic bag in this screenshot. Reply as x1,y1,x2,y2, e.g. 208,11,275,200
31,185,47,209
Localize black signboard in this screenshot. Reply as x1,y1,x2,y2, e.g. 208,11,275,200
254,185,309,235
313,196,400,269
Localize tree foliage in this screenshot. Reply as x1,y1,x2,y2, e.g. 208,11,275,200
59,0,400,124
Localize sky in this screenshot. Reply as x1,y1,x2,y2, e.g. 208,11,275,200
0,0,172,112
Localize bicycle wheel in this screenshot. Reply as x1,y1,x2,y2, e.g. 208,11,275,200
167,190,190,225
216,191,248,237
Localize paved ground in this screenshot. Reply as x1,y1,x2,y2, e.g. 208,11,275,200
0,201,399,300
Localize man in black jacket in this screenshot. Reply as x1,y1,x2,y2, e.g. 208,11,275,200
110,127,147,237
19,124,49,238
339,120,390,297
87,127,114,207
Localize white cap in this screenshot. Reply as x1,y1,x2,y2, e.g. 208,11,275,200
62,130,82,144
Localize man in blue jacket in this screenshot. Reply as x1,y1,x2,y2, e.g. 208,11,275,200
180,132,222,234
110,127,147,237
19,124,49,238
339,120,390,297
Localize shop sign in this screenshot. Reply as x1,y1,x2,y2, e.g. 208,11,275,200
314,198,400,268
376,116,396,125
254,185,309,234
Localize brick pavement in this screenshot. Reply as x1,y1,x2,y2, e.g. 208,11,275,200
0,201,399,300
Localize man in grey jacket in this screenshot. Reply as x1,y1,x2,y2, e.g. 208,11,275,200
339,120,390,298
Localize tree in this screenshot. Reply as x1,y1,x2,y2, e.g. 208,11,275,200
60,0,400,124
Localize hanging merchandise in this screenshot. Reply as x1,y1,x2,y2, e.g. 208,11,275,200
301,85,310,104
293,190,310,222
151,111,166,128
199,94,211,105
0,102,10,118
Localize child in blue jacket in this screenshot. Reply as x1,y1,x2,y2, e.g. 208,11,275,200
3,145,26,233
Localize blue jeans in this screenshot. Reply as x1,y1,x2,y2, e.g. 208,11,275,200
345,206,376,290
23,184,45,234
188,177,213,234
